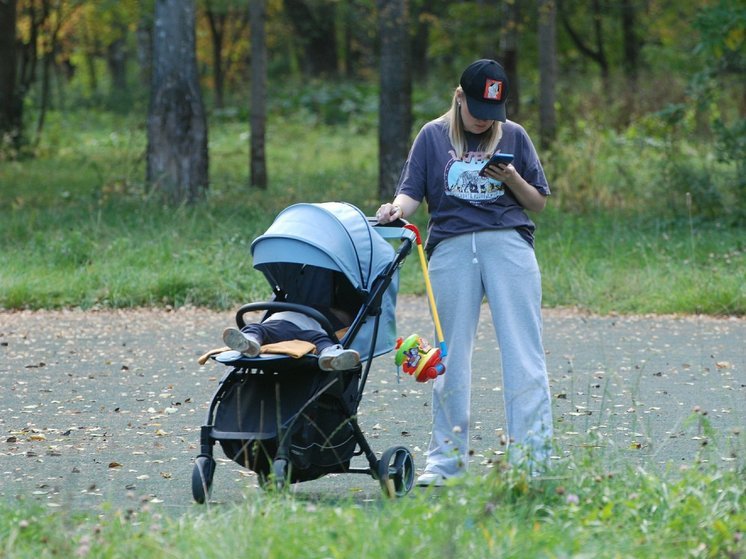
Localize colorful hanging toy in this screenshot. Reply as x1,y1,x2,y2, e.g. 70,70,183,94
394,334,445,382
393,223,447,383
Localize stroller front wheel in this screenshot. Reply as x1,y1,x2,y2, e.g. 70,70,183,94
192,455,216,504
377,446,415,498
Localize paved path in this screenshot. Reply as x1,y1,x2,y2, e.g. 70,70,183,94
1,298,743,513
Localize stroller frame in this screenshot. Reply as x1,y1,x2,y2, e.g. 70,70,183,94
192,210,415,502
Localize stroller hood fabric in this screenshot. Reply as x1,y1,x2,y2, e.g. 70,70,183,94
251,202,399,360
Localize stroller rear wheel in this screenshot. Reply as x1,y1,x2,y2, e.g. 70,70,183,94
377,446,414,497
192,455,216,504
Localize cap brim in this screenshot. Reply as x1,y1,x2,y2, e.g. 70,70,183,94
464,95,506,122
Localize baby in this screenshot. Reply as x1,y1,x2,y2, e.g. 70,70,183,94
222,309,359,371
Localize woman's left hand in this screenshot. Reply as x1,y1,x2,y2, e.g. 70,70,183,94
483,163,547,212
482,162,516,185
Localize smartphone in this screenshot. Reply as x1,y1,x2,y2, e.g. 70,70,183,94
479,152,514,176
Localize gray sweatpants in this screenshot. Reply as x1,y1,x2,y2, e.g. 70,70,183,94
425,229,553,476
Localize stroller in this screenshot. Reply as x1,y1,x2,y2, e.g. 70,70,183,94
192,202,417,502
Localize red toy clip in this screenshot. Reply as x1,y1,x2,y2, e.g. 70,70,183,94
394,334,446,383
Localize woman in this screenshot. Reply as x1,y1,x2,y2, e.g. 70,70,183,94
377,59,553,485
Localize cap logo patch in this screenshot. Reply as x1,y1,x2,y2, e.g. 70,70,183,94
483,79,503,101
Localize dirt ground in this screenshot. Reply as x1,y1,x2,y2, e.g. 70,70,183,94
1,297,744,513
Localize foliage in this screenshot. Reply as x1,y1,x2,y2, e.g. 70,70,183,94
690,0,746,211
270,79,379,128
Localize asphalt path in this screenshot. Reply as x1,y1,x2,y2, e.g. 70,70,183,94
1,298,744,514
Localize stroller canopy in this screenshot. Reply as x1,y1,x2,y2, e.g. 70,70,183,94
252,202,392,292
251,202,399,360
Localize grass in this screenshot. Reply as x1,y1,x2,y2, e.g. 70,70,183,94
1,457,743,558
0,110,743,315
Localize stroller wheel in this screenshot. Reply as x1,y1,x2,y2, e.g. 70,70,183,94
259,458,289,491
377,446,414,498
192,455,216,504
272,458,289,491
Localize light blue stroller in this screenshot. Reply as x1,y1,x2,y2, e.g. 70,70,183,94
192,202,416,502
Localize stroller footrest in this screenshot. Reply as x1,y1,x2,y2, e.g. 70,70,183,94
210,428,276,440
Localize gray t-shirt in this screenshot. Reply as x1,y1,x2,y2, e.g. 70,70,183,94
396,118,550,253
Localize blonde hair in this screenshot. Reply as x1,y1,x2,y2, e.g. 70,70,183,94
436,86,503,160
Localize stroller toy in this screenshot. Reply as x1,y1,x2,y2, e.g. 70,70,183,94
394,334,446,382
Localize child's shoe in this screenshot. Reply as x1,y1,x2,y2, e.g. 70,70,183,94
222,327,261,357
318,346,360,371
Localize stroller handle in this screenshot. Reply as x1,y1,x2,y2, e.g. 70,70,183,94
235,302,339,341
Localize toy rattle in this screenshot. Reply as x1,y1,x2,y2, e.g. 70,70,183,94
394,334,445,383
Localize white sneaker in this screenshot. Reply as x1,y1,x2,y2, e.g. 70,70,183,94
318,346,360,371
416,472,446,487
222,327,261,357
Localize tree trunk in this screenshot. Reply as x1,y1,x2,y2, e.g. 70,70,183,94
249,0,268,189
621,0,639,83
107,32,129,97
410,1,430,80
205,4,226,109
147,0,209,205
500,0,520,119
538,0,557,150
35,0,59,144
136,11,153,87
378,0,411,199
560,0,609,88
0,0,22,151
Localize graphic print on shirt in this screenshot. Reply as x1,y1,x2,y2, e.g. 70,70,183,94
444,151,505,203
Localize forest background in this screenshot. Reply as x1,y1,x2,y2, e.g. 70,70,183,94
0,0,744,315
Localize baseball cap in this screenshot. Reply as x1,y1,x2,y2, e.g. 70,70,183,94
459,59,509,122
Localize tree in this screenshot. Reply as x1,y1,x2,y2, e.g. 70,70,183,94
500,0,520,119
203,0,248,108
560,0,609,88
0,0,22,153
249,0,268,189
378,0,411,198
146,0,209,205
282,0,338,76
538,0,557,150
620,0,639,85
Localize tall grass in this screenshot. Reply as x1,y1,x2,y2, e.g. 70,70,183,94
2,457,743,558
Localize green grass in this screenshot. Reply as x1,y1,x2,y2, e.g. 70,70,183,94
1,111,743,314
2,458,743,558
535,211,745,315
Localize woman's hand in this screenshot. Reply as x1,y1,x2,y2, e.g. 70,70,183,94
376,194,420,223
376,203,402,224
482,163,547,213
482,161,517,184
